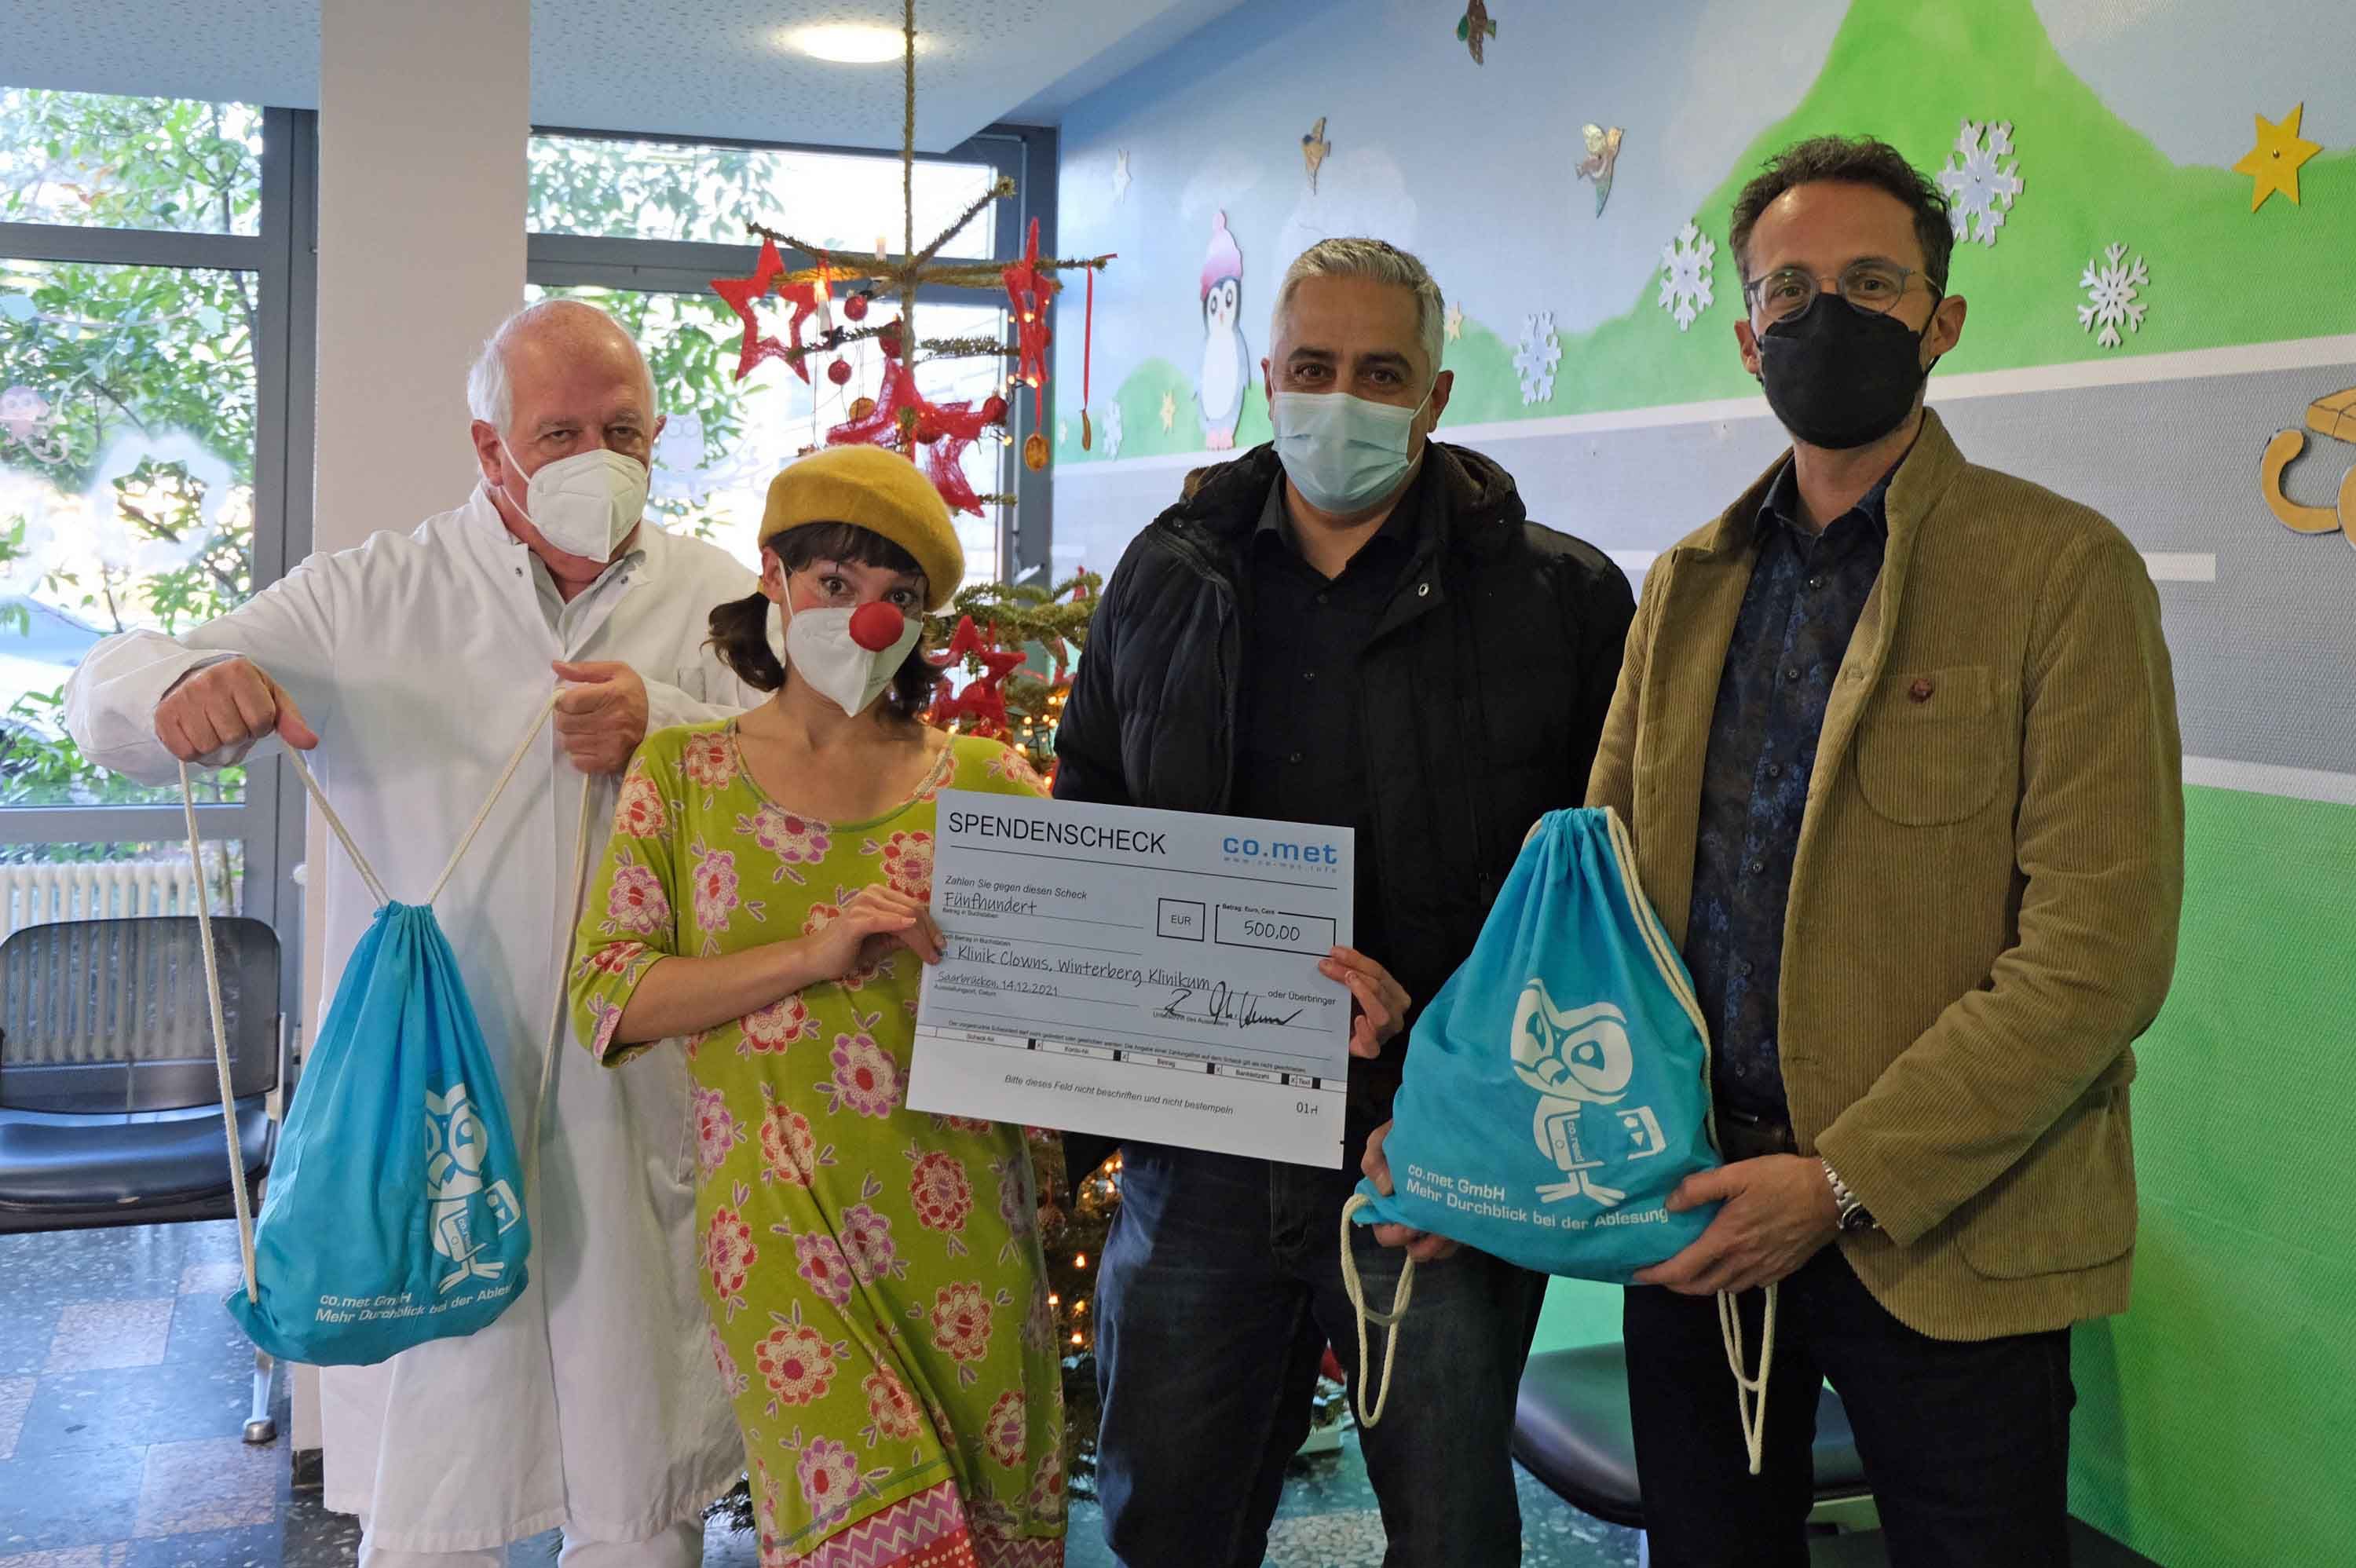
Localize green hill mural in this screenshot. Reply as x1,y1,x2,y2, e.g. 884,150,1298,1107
1540,0,2355,415
1064,0,2354,462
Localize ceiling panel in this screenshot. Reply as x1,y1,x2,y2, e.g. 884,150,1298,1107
0,0,1242,151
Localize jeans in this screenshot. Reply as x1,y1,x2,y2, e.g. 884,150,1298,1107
1624,1245,2076,1568
1093,1142,1546,1568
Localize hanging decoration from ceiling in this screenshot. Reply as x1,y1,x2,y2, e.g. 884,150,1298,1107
1301,117,1330,192
1575,125,1624,217
707,0,1115,516
1456,2,1497,65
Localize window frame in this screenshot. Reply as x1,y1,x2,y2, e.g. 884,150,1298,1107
525,120,1060,585
0,106,319,965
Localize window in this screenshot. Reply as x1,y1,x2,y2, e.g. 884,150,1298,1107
531,133,997,258
526,126,1057,589
0,91,315,945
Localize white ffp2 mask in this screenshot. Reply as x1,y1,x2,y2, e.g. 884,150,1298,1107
778,601,923,716
499,438,649,561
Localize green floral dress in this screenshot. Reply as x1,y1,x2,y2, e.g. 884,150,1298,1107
572,722,1064,1568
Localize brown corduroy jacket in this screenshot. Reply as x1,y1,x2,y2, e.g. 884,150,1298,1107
1587,410,2184,1341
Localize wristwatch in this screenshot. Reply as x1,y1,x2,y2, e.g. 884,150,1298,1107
1821,1160,1878,1233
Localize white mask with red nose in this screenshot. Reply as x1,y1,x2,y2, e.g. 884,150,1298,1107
777,597,922,715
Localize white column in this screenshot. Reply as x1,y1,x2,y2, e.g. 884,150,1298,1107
293,0,530,1458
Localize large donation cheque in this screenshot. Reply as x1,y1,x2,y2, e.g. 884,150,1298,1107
909,791,1356,1168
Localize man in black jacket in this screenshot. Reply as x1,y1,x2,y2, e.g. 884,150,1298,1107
1055,237,1634,1567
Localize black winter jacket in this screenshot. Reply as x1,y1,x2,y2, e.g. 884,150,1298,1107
1052,441,1635,1179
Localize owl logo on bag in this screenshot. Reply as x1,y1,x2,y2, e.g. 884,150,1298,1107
424,1082,524,1293
1509,981,1670,1207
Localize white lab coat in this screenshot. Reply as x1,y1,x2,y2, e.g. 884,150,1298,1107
65,490,755,1553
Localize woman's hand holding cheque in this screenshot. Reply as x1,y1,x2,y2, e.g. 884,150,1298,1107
605,881,944,1047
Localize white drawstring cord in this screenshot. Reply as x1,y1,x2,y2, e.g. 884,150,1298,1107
1337,1193,1416,1427
523,773,596,1208
1718,1281,1778,1475
182,762,260,1304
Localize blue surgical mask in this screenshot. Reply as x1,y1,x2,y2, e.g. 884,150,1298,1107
1269,384,1432,514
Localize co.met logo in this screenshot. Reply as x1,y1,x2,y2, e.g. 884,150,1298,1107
1222,835,1341,865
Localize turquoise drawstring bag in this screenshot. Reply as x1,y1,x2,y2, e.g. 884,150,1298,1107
185,695,591,1366
1343,808,1776,1471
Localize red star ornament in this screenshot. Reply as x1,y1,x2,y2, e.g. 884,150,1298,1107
825,345,996,517
1001,217,1053,418
925,616,1026,736
710,236,829,383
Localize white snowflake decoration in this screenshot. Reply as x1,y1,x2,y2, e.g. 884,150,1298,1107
1513,311,1561,404
1657,222,1715,331
1936,119,2024,247
1098,400,1124,459
2076,243,2149,349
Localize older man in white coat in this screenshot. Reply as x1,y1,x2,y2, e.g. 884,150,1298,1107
65,299,750,1567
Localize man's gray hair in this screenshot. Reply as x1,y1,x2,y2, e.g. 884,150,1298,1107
1271,238,1447,381
465,298,656,433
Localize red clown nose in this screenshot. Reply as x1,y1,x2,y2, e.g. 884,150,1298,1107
848,601,906,652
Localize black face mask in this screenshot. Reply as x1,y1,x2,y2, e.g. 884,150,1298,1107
1754,298,1936,451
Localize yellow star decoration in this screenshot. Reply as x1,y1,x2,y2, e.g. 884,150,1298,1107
1158,389,1176,433
2233,103,2323,212
1444,302,1465,342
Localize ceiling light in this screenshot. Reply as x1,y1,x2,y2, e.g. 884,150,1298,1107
788,24,911,64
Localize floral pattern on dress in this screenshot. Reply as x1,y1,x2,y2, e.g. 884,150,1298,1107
758,1098,834,1186
616,763,668,839
986,747,1048,792
705,1193,758,1321
909,1147,975,1258
822,1021,903,1119
792,1230,856,1308
840,1197,906,1285
795,1436,864,1517
567,726,1062,1564
865,829,935,898
982,1391,1027,1470
754,1307,847,1414
742,993,821,1055
861,1365,924,1448
692,1086,746,1179
737,802,832,886
928,1281,997,1386
681,729,738,798
604,861,670,937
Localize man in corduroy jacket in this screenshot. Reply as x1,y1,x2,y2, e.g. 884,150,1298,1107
1590,137,2184,1566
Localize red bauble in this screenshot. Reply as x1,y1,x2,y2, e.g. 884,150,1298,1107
916,415,943,444
878,321,905,359
843,292,871,323
848,601,906,652
980,393,1009,424
827,357,852,386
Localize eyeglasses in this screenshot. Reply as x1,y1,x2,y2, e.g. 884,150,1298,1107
1740,261,1938,327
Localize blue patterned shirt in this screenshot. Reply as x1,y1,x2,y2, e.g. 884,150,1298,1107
1685,461,1891,1122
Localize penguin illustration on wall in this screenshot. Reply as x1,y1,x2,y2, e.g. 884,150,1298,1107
1196,210,1249,451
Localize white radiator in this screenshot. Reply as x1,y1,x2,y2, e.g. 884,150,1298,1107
0,858,229,945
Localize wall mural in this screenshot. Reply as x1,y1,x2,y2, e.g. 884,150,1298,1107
1055,0,2354,463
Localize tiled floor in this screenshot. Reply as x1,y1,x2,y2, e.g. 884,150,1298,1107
0,1222,1644,1568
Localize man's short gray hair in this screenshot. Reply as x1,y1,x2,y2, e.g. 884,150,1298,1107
1270,238,1447,382
465,298,656,434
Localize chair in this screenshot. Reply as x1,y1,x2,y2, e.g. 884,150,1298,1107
1513,1341,1875,1538
0,915,291,1443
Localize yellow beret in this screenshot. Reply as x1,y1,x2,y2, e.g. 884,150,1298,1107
758,445,964,611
